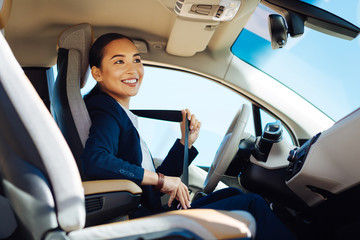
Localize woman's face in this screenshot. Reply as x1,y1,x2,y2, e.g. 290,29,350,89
92,38,144,106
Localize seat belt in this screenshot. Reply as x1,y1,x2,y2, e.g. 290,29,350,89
131,110,189,186
182,114,189,186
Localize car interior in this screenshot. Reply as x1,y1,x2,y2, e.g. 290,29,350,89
1,0,360,239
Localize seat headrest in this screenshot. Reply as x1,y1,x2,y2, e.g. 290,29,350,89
0,0,12,30
58,23,94,88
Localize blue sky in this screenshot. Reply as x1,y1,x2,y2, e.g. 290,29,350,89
232,0,360,121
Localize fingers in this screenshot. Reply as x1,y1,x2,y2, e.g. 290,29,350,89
168,189,176,208
181,109,190,122
163,176,191,209
184,183,191,208
180,182,191,209
190,115,200,133
180,109,201,148
168,184,190,209
176,183,191,210
183,109,201,133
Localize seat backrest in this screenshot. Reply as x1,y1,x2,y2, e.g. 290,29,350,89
0,2,18,239
51,23,93,179
0,31,85,239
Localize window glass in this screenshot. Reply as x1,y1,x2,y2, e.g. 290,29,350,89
80,66,255,167
53,65,296,165
133,66,255,167
231,1,360,121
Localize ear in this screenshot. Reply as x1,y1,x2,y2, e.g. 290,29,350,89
91,66,102,82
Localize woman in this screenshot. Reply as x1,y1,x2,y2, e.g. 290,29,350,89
81,33,295,240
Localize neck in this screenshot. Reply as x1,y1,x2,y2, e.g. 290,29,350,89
116,98,130,109
99,87,130,109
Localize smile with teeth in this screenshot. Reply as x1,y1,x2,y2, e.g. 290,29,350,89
122,78,138,84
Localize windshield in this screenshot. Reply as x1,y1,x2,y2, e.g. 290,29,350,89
231,0,360,121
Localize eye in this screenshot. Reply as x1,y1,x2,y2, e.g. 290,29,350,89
134,58,141,63
114,60,124,64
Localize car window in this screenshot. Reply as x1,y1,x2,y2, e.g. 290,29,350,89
231,1,360,121
79,66,255,167
53,65,296,165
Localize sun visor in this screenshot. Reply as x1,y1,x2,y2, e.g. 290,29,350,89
166,18,219,57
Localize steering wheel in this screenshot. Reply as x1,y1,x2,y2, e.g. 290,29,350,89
203,104,250,194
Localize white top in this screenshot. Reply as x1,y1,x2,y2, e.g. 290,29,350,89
118,103,156,172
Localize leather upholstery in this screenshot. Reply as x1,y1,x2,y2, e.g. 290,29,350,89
83,180,142,195
69,209,255,240
51,23,93,178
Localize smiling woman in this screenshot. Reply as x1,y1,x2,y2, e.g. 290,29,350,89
88,34,144,109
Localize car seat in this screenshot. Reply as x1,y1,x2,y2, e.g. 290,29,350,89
51,23,93,180
50,23,151,226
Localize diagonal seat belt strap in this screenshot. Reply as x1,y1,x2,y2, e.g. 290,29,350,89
182,116,189,186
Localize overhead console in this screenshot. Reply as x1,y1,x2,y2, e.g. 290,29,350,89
161,0,248,56
174,0,242,22
286,108,360,207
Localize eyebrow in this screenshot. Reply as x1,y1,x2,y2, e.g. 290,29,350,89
111,53,140,59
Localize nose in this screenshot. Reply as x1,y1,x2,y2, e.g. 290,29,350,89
125,62,137,74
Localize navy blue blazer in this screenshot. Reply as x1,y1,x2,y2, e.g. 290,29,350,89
81,88,198,214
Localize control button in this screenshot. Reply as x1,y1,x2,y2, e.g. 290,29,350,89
287,149,297,162
190,5,212,15
195,10,210,15
196,4,212,10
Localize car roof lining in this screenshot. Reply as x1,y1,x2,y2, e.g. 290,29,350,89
3,0,359,69
4,0,260,67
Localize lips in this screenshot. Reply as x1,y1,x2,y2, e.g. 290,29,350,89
121,78,138,86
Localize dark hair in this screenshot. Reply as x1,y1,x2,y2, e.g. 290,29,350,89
89,33,134,68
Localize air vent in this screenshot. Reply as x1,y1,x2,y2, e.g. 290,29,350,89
174,0,183,14
85,197,104,213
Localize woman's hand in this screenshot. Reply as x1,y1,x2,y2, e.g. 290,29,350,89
161,175,191,210
142,170,190,209
180,109,201,148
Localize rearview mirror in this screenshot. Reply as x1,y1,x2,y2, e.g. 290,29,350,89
268,14,288,49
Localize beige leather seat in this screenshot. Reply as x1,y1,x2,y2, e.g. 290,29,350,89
51,23,93,180
51,23,145,226
0,19,256,239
